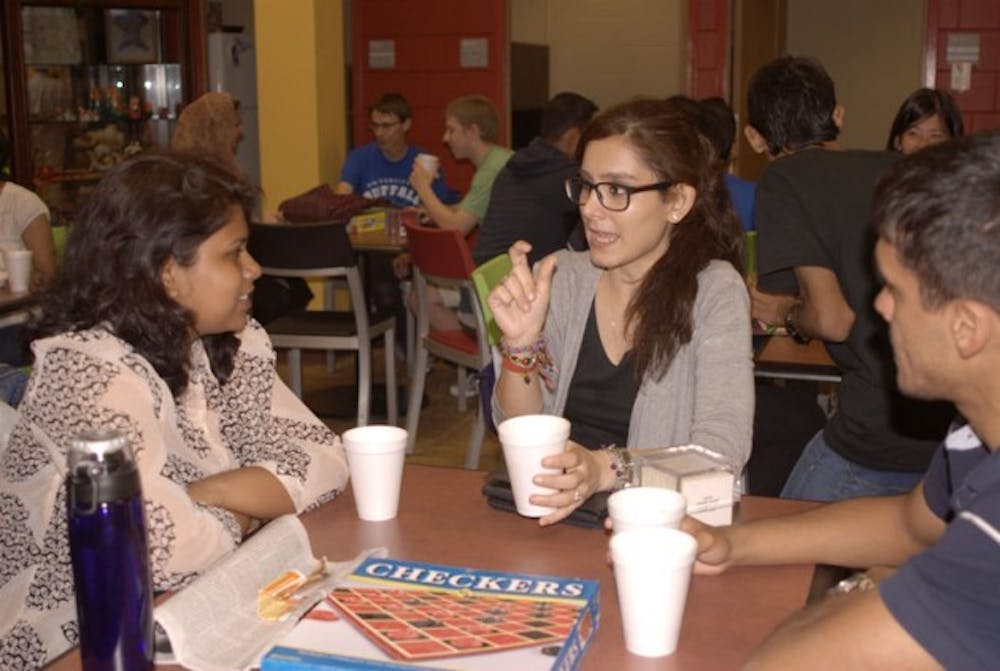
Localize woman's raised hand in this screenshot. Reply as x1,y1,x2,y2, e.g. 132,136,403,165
488,241,557,346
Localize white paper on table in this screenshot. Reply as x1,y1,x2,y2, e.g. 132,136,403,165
153,514,387,671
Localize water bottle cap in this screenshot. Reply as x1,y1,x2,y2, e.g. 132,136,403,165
67,429,140,512
68,429,131,471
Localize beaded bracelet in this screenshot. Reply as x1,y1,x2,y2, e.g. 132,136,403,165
604,444,636,490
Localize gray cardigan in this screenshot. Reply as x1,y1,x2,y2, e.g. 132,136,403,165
493,250,754,473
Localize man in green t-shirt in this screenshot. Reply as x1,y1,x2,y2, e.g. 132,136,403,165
410,95,512,236
408,95,512,331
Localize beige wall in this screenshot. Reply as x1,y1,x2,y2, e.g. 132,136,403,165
510,0,686,109
786,0,926,150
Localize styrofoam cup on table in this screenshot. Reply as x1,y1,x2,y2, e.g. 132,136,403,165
610,527,697,657
607,486,687,536
3,249,32,294
415,153,440,175
342,425,408,521
497,414,569,517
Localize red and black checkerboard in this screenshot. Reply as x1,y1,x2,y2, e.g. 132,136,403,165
325,588,582,662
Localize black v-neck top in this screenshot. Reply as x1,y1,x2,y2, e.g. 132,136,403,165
563,301,640,449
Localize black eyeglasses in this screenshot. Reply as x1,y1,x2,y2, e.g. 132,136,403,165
564,176,671,212
369,121,401,131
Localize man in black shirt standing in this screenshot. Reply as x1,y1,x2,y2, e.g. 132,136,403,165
746,56,952,501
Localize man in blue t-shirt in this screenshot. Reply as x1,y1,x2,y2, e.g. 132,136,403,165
684,131,1000,668
335,93,459,207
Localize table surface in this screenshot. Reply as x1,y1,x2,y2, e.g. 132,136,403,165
306,465,818,671
349,227,407,254
754,335,840,382
47,464,818,671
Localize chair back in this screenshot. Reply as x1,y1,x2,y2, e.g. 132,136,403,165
470,253,512,347
248,221,357,272
403,222,475,282
249,221,368,332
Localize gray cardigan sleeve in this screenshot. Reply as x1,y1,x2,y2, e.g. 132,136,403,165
685,262,754,470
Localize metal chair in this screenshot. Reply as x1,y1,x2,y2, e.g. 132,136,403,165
248,221,397,426
404,221,490,469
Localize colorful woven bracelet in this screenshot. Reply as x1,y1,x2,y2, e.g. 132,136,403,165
499,336,545,368
500,336,558,390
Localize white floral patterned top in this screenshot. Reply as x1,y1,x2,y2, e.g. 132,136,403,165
0,320,349,669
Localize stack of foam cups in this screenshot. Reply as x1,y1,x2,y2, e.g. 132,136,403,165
608,486,695,657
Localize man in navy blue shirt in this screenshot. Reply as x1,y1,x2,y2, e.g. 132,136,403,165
686,131,1000,669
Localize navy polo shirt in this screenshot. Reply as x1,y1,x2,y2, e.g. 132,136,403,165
879,423,1000,669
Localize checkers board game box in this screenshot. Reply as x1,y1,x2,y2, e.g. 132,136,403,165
260,557,600,671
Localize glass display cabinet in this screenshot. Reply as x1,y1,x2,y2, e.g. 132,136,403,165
1,0,205,224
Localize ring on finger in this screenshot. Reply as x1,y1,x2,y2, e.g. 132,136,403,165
573,488,582,503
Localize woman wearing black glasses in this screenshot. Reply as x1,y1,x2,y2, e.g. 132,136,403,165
488,98,752,526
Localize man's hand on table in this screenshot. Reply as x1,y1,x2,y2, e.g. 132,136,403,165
683,515,737,575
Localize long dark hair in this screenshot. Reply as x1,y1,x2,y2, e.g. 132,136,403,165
577,98,741,381
885,88,964,151
31,153,258,396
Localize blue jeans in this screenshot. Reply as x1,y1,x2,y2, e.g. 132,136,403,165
0,363,27,406
780,430,923,502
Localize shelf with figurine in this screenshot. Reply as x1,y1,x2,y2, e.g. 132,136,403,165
8,3,199,225
26,63,183,124
25,62,182,223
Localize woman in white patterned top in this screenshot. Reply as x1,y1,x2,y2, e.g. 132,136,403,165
0,153,349,669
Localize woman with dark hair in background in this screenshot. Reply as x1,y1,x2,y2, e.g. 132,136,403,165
488,98,753,525
0,153,348,668
886,87,963,154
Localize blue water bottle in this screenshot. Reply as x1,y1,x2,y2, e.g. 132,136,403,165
67,429,154,671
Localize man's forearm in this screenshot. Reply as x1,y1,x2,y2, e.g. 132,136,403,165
727,494,933,569
415,183,474,234
745,589,941,671
796,295,854,342
793,265,855,341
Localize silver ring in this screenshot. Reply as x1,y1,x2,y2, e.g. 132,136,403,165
573,489,582,503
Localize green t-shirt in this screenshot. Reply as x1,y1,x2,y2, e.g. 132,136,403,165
458,145,513,221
